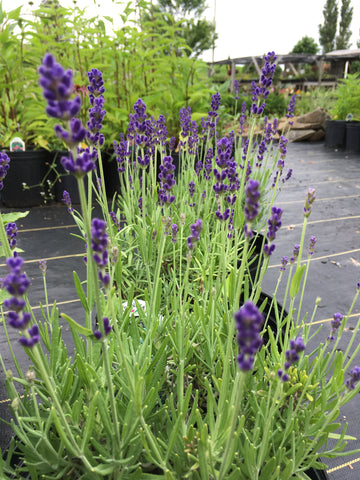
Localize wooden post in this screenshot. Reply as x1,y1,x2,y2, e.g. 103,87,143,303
230,60,236,93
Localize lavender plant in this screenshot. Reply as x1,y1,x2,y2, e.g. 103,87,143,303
1,51,360,480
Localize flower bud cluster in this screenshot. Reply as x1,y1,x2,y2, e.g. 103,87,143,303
91,218,110,287
234,301,264,372
0,152,10,190
3,256,39,347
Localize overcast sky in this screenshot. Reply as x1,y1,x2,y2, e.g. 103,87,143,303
2,0,360,61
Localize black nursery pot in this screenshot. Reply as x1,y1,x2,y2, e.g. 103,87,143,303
52,151,91,205
345,121,360,154
325,119,346,150
0,149,51,208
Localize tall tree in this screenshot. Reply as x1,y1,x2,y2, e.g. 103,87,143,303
319,0,338,53
150,0,217,57
290,36,319,54
336,0,353,50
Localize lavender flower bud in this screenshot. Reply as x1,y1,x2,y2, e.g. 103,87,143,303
0,152,10,190
6,222,17,250
234,301,264,372
308,235,316,256
38,53,81,120
187,219,203,250
327,312,343,341
346,366,360,390
62,190,73,213
91,218,110,287
304,188,316,218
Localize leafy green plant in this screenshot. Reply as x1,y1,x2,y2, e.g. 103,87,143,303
329,74,360,120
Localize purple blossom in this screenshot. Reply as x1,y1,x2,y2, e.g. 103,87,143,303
328,312,343,341
39,259,47,275
158,156,176,206
61,147,97,178
0,152,10,190
308,235,316,256
128,99,154,149
205,93,221,135
285,337,306,369
234,301,264,372
179,106,192,144
62,190,73,213
18,325,40,348
244,179,260,223
234,79,240,100
267,207,282,242
239,101,247,136
187,219,203,250
3,256,32,332
204,148,213,180
114,133,130,173
280,256,288,271
94,317,112,338
171,224,178,243
155,115,168,151
282,168,293,184
189,181,195,198
91,218,110,287
290,244,300,264
38,53,81,120
346,366,360,390
6,222,17,250
110,211,120,231
278,337,306,381
286,94,296,125
54,118,87,149
87,68,106,146
250,51,277,115
263,207,282,256
304,188,316,218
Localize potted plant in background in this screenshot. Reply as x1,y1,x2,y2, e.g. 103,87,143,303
325,74,360,152
0,4,59,207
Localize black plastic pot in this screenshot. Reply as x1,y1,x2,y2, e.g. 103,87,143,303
0,149,51,208
325,119,346,150
102,151,121,199
52,151,91,205
304,467,329,480
237,233,267,288
345,121,360,154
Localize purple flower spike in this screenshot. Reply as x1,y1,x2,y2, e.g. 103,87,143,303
6,222,17,250
234,301,264,372
158,156,176,206
284,337,306,370
286,94,296,125
61,147,97,178
55,118,87,149
308,235,316,256
328,312,343,341
304,188,316,218
87,68,106,146
38,53,81,120
62,190,73,213
91,218,110,287
278,337,306,381
267,207,283,242
19,325,40,348
244,179,260,223
346,366,360,390
103,317,112,336
0,152,10,190
187,219,203,250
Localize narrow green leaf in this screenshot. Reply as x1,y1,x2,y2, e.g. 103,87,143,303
73,271,89,313
290,265,306,299
60,313,93,337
